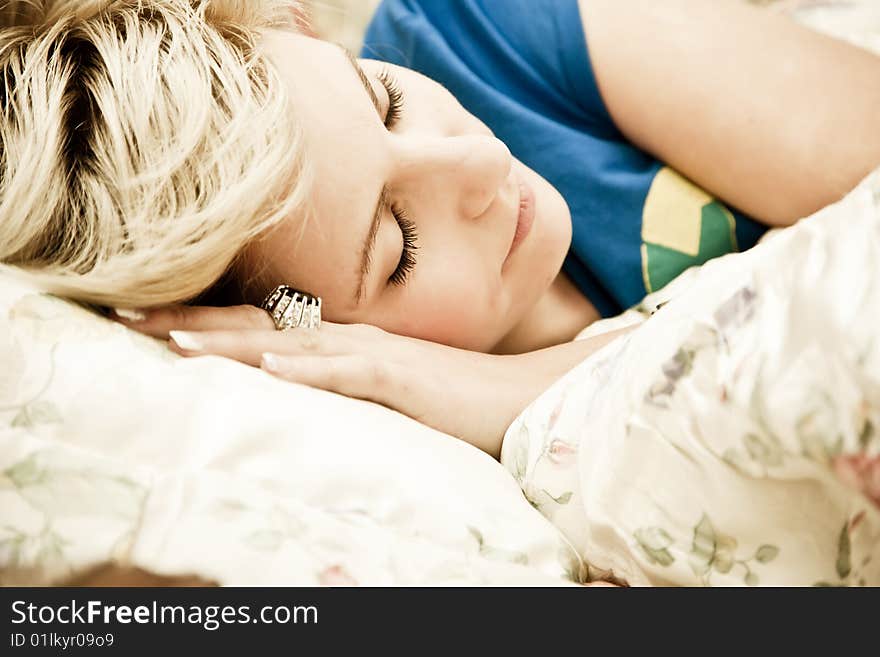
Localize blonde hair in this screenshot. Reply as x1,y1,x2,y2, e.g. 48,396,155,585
0,0,311,308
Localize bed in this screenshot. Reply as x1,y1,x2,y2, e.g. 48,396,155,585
2,0,878,587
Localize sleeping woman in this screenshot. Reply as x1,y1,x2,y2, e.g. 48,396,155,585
1,0,879,585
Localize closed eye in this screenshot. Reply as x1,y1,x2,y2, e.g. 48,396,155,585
378,67,404,130
388,204,418,286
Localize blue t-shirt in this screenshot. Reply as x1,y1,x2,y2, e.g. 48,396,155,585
362,0,767,316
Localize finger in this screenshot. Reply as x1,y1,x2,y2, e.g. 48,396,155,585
112,304,274,338
168,327,348,366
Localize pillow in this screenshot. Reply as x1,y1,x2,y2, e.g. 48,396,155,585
0,271,583,585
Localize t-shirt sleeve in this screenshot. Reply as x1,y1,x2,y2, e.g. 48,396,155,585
362,0,621,139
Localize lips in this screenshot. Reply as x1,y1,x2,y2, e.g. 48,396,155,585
504,172,536,265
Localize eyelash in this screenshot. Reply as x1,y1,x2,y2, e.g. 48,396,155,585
376,68,413,285
371,68,414,285
378,67,404,129
389,205,418,287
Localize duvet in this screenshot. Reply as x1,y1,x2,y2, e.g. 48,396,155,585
501,169,880,586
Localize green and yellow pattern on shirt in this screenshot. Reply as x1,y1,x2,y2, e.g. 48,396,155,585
641,167,740,294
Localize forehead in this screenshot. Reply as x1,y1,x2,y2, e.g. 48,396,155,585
254,31,383,318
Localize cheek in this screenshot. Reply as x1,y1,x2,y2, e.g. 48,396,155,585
403,303,484,350
383,266,504,351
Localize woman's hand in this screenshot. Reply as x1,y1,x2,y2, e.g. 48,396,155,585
113,305,549,458
113,305,632,458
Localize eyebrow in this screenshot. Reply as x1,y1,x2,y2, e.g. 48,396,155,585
341,46,382,115
339,45,388,307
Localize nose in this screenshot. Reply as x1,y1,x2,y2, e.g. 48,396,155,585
393,134,513,220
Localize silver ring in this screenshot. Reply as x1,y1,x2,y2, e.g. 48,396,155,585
260,285,322,330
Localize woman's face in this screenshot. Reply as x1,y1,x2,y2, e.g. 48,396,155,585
248,31,572,352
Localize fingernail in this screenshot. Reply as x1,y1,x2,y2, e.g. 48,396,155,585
113,307,147,322
169,330,203,352
261,352,284,373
